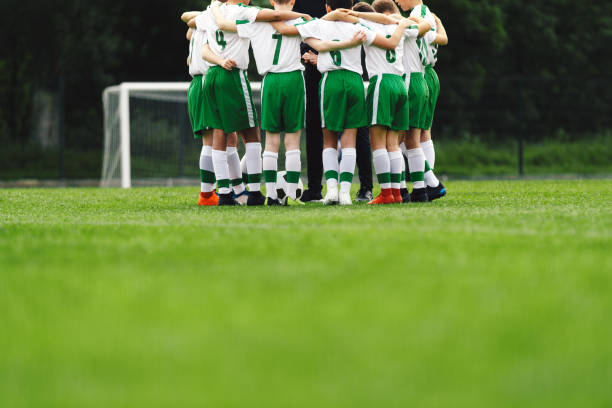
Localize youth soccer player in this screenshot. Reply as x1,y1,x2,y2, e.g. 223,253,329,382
352,1,430,205
278,0,409,206
181,10,218,206
211,0,365,206
409,1,447,200
201,1,311,206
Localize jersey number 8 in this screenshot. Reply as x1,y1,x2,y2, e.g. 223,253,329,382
330,40,342,66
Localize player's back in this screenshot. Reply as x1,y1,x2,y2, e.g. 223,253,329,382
237,19,305,76
359,20,405,78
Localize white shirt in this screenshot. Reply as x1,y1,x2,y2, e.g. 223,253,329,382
402,25,424,74
358,19,405,78
237,18,306,76
296,19,376,75
190,10,211,76
205,3,260,70
410,4,438,67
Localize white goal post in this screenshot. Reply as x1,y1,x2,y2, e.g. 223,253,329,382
101,82,261,188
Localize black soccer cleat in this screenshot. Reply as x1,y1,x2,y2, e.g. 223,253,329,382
410,188,429,203
427,182,447,201
266,197,282,206
218,193,238,206
247,191,266,206
355,189,373,202
400,188,411,203
300,189,323,203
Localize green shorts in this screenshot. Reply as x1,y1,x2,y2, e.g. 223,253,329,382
319,69,368,132
187,75,207,138
366,74,409,131
423,66,440,130
202,66,259,134
261,70,305,133
405,72,430,130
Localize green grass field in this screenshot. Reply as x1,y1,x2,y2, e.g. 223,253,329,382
1,180,611,407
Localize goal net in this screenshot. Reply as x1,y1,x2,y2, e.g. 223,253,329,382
101,82,261,188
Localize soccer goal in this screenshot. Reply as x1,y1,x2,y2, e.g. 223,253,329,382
101,82,261,188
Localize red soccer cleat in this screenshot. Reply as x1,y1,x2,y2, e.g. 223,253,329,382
392,189,403,204
367,190,395,205
198,191,219,206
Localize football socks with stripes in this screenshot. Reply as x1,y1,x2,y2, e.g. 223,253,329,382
285,149,301,200
339,148,356,194
263,151,278,200
406,148,426,190
389,150,403,191
200,145,215,193
373,149,391,190
323,147,339,192
245,142,262,192
227,146,246,195
212,149,231,195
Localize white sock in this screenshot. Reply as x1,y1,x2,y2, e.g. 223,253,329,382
240,154,248,186
212,149,231,194
245,142,262,192
406,148,426,189
263,151,278,199
421,140,436,169
285,150,301,200
227,147,245,195
425,160,440,188
339,148,356,194
372,149,391,190
389,150,403,190
200,146,215,193
322,147,339,192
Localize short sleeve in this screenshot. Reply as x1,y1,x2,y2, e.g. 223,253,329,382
237,5,260,24
424,30,437,45
296,19,323,40
357,24,377,46
404,26,419,39
236,21,256,39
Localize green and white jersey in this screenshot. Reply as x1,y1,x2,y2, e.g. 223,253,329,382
296,19,376,75
358,19,405,78
236,18,306,76
205,3,260,70
401,25,423,74
191,10,211,77
410,4,438,67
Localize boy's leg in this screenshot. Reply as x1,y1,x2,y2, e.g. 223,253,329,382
263,133,281,201
198,130,218,206
369,125,393,205
226,132,247,199
338,129,357,205
322,129,340,205
386,129,403,204
404,128,428,202
284,132,302,201
212,129,235,205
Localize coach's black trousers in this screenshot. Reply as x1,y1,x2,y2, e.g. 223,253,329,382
304,63,324,193
356,126,373,192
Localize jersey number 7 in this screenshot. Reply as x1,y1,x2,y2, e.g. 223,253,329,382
272,33,282,65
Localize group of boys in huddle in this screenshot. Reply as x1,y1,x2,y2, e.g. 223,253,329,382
182,0,448,206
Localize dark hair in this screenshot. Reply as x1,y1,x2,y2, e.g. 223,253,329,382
326,0,354,11
372,0,400,14
272,0,293,4
352,2,375,12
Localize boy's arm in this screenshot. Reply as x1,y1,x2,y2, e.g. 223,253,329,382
433,15,448,45
408,16,432,36
305,31,366,53
202,43,237,71
181,11,201,23
255,9,311,22
187,18,197,29
370,19,412,50
187,28,193,41
322,9,359,23
211,2,238,32
349,11,398,25
269,21,300,36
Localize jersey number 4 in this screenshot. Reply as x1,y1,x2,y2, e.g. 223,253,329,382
272,33,282,65
216,30,227,50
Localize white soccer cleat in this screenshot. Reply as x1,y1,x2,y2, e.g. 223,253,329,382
234,191,249,206
322,188,339,205
339,191,352,206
